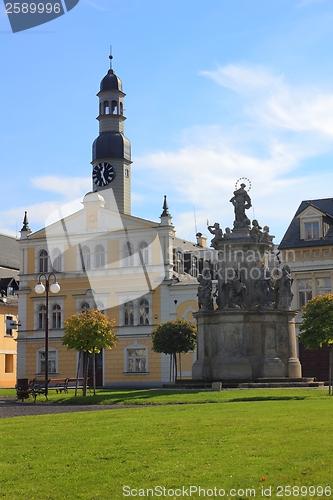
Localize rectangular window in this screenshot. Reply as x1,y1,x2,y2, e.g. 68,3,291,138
39,351,57,374
5,354,14,373
304,222,320,240
298,279,312,308
316,277,331,296
5,315,13,336
127,348,147,373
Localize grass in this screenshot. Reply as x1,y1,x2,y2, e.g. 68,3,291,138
0,386,330,405
0,389,332,499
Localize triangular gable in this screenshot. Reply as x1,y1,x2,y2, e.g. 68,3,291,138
296,205,324,220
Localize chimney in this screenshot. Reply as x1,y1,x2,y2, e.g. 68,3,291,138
196,232,207,248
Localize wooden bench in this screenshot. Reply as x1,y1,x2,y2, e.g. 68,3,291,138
16,377,89,402
48,378,69,393
66,378,86,391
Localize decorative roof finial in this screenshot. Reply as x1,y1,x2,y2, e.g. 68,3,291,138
20,211,32,238
109,45,113,70
160,195,170,217
21,211,31,232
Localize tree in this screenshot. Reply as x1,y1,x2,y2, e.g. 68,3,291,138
151,319,196,383
62,309,118,395
299,294,333,395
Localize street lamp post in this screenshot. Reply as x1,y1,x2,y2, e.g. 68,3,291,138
35,273,60,397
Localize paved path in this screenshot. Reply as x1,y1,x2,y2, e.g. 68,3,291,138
0,397,137,418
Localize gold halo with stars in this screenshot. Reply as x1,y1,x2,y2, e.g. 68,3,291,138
235,177,252,191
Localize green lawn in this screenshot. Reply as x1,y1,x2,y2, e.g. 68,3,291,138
0,389,332,499
0,386,330,405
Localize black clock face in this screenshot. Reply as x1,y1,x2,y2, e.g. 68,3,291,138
92,162,115,187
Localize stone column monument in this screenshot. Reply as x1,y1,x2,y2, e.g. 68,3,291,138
192,179,302,382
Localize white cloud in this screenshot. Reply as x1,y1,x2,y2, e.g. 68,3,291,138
133,63,333,243
201,64,281,95
202,64,333,138
31,176,91,199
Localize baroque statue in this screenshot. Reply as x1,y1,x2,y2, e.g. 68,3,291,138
230,183,252,229
207,222,223,249
197,272,214,311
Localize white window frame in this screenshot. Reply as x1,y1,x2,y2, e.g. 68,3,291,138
120,294,152,326
94,244,106,269
138,241,149,266
38,249,49,273
304,221,320,241
81,245,91,270
124,344,148,374
298,278,313,309
124,300,134,325
123,242,134,267
51,248,62,272
5,315,14,336
316,277,331,296
36,347,58,376
51,304,62,329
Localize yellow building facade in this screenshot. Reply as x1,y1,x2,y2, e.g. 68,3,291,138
0,300,18,387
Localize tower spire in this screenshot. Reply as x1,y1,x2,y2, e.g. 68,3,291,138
160,195,173,226
20,211,32,239
161,195,170,217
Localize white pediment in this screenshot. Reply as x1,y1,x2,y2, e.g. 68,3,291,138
297,206,324,220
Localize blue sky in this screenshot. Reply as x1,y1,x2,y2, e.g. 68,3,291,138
1,0,333,244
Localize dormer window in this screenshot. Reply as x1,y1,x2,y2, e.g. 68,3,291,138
304,222,319,240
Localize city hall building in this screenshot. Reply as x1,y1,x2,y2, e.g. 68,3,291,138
17,61,216,387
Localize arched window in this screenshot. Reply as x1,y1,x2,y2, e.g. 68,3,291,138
111,100,118,114
139,298,149,325
95,245,105,269
103,100,110,114
52,304,61,329
124,242,134,266
139,241,149,265
51,248,62,272
82,246,91,270
176,251,183,274
96,301,105,313
39,249,48,273
191,256,198,277
124,301,134,325
120,102,123,115
81,302,90,311
38,305,46,329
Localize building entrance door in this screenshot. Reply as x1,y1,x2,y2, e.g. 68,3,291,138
88,351,103,387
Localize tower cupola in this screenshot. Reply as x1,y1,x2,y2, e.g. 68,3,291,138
91,56,132,215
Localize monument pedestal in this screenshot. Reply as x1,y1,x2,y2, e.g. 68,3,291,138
192,309,302,381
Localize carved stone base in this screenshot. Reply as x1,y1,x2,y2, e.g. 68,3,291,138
192,309,302,381
211,357,252,380
261,357,285,378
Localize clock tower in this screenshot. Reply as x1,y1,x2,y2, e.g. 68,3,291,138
92,57,132,214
